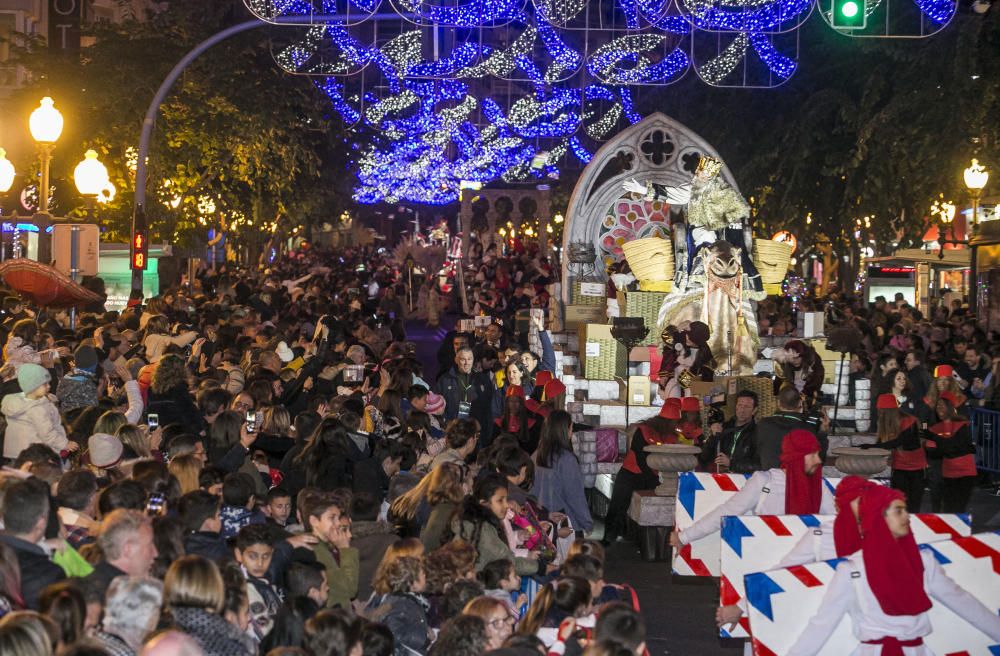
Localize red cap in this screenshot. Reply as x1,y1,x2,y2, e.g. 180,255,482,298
934,365,953,378
659,402,681,420
680,397,700,413
939,391,959,407
876,393,898,410
506,385,524,398
543,379,566,400
534,371,554,388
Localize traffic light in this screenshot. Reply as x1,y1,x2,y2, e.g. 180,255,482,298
832,0,866,28
131,230,148,270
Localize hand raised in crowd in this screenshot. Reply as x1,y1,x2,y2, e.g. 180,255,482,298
286,533,319,550
147,425,163,451
113,363,133,382
240,422,256,449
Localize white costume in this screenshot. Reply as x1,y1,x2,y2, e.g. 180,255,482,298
788,550,1000,655
679,469,836,545
778,517,838,568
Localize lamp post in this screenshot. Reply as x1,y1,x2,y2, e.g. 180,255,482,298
28,97,63,264
964,159,990,315
932,197,957,260
0,149,15,262
69,149,108,329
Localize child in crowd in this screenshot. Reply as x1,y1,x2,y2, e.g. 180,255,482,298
301,488,358,609
235,523,283,641
480,558,528,617
518,576,595,648
365,555,432,656
220,472,266,539
178,489,230,562
263,487,293,536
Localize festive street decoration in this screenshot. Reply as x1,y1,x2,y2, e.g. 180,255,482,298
242,0,957,202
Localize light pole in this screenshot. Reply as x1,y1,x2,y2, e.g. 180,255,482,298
70,150,108,329
28,97,63,264
0,149,15,261
964,159,990,315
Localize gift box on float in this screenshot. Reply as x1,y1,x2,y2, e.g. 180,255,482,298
615,291,667,346
579,323,627,381
571,279,606,306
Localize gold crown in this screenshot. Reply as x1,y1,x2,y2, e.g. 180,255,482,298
696,156,723,178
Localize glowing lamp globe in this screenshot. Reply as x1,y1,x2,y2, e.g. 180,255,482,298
74,150,110,197
841,1,860,17
0,149,15,194
964,159,989,192
29,97,64,144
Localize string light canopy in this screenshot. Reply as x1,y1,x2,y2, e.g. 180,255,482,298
245,0,958,203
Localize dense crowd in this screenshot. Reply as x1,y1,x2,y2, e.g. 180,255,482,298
0,244,649,656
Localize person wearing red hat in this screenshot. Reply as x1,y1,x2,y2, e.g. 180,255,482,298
671,429,833,549
678,397,704,448
788,485,1000,655
717,475,876,633
921,391,977,513
603,400,685,545
542,378,566,408
918,364,966,425
861,394,926,512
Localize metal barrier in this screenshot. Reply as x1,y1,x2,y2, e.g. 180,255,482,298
970,407,1000,475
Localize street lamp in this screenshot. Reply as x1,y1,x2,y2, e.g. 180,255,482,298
964,158,989,315
931,196,957,260
29,97,63,215
0,149,15,194
73,150,109,198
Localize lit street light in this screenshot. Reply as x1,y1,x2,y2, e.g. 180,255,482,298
29,97,63,216
73,150,110,198
0,148,15,194
964,158,989,314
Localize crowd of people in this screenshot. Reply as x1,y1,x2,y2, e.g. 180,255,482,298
0,243,650,656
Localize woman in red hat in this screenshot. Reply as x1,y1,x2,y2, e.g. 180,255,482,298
918,365,966,425
602,400,693,545
788,485,1000,655
863,394,926,512
922,391,977,513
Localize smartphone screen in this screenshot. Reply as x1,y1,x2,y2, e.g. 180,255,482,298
246,410,257,433
147,413,159,430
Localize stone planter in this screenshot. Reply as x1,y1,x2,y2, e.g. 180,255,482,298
831,446,890,478
645,444,702,496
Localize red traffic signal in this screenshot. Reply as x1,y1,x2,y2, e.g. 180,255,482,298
131,231,148,271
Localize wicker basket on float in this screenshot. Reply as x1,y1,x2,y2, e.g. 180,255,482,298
753,239,793,296
621,237,674,293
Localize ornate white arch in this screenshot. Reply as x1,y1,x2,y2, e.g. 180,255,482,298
560,112,738,303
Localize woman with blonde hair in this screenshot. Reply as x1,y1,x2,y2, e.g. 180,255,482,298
463,596,515,650
116,424,153,460
168,454,204,494
389,462,467,543
0,611,57,656
371,538,425,598
164,556,254,656
920,364,966,423
93,411,128,437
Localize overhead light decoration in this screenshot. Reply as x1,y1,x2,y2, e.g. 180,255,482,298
248,0,958,203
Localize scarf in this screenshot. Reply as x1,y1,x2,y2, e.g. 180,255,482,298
859,485,932,616
780,429,823,515
832,476,874,557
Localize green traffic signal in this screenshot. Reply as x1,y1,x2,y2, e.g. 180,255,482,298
832,0,866,27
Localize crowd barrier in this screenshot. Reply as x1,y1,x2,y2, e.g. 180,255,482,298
971,407,1000,475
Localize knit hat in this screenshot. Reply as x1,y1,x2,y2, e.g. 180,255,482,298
876,393,898,410
425,392,446,415
17,363,50,394
680,396,701,413
275,341,295,363
934,364,953,378
73,345,99,372
88,433,123,469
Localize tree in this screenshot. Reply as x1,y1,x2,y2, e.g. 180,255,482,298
3,0,357,259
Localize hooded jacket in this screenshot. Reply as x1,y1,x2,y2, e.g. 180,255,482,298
754,411,827,471
1,392,69,459
56,369,99,413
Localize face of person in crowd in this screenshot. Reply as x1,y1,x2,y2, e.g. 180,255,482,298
307,571,331,607
904,353,918,371
26,381,50,400
802,451,822,476
233,393,254,413
411,395,427,412
964,349,980,369
225,596,251,632
126,523,158,577
892,371,907,393
485,324,501,344
411,567,427,594
506,363,523,386
881,359,898,376
311,505,343,543
954,341,967,357
935,399,951,421
961,324,975,340
456,350,474,374
884,499,911,538
484,608,515,649
267,496,292,525
935,376,950,392
452,336,468,353
520,352,538,373
734,397,756,426
483,486,509,521
237,542,274,579
788,350,802,367
203,507,222,533
382,455,403,478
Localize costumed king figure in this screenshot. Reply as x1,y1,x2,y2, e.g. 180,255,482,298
623,156,763,296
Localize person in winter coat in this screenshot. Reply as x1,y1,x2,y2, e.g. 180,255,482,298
772,340,825,408
145,354,205,435
3,319,64,371
861,394,926,512
452,474,542,577
436,347,495,439
352,493,400,602
56,345,100,413
163,556,255,656
530,410,593,534
699,390,759,474
142,315,198,364
755,385,827,470
2,363,75,460
365,555,432,656
923,391,978,514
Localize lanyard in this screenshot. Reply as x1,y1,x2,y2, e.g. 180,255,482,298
729,425,748,458
457,374,472,401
